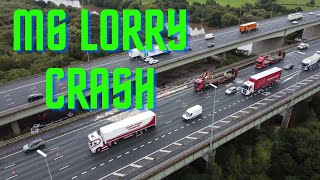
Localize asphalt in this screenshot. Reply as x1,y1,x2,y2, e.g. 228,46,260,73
1,9,320,114
0,41,319,180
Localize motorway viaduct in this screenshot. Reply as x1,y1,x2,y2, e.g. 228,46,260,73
1,9,320,135
112,73,320,180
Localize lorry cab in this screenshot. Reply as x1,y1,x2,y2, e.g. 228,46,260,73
182,105,203,121
241,81,254,96
88,131,104,153
193,78,205,92
205,33,215,40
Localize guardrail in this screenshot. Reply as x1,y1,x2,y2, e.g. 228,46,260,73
133,79,320,180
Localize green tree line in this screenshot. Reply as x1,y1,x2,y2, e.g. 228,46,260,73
0,0,302,83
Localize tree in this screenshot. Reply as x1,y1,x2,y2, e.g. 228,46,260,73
221,12,238,27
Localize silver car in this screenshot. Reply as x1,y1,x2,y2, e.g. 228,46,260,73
23,139,45,153
225,86,237,95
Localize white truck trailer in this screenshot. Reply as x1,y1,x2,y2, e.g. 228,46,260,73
288,12,304,21
301,52,320,71
88,111,156,153
128,44,171,59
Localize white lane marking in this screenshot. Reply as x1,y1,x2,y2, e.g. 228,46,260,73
117,155,122,158
72,176,78,179
192,121,196,124
210,125,220,128
147,141,152,144
220,120,230,123
256,102,267,105
113,172,125,177
130,164,142,168
0,150,23,160
159,149,171,153
50,147,59,151
54,155,64,160
140,145,144,147
176,99,181,102
144,157,154,160
174,129,178,132
264,98,275,101
100,163,105,166
297,51,305,55
133,148,137,151
4,164,15,169
161,135,165,138
5,98,12,101
197,131,209,134
81,171,87,175
249,106,258,109
125,151,130,155
155,138,159,141
186,136,197,140
109,159,114,162
239,110,249,114
101,148,109,152
230,115,240,118
186,124,190,126
6,175,18,180
168,132,172,135
165,121,172,124
59,165,69,171
7,102,15,106
180,126,184,129
173,142,183,146
272,95,281,98
91,167,96,171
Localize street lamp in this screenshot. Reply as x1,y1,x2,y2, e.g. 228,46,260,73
200,11,204,35
37,150,53,180
209,83,217,151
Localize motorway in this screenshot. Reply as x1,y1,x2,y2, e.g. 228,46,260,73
0,40,319,180
1,9,320,114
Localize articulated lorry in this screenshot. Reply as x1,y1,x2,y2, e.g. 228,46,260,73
88,111,156,153
301,52,320,71
242,67,282,95
194,68,239,92
239,22,259,33
129,44,171,59
255,51,286,69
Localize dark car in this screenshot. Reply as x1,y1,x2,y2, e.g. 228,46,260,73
27,93,44,103
207,43,215,48
23,139,45,153
284,64,294,70
186,47,192,51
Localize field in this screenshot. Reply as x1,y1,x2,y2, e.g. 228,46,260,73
142,0,320,10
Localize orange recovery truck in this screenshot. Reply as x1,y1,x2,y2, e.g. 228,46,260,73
240,22,259,33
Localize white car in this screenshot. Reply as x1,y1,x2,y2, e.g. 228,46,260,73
297,43,309,50
149,59,159,65
144,57,153,62
205,33,215,40
225,86,237,95
309,12,314,15
292,21,298,24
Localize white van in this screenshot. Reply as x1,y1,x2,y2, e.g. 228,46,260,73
205,33,215,40
182,105,203,121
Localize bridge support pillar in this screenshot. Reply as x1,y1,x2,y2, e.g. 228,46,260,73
252,37,284,55
302,24,320,39
281,107,293,129
11,121,21,136
203,149,216,173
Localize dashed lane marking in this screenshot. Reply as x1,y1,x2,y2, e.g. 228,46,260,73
125,152,130,155
249,106,258,110
230,115,240,118
81,171,87,175
54,155,64,160
155,138,159,141
220,120,230,123
256,102,266,105
186,124,190,126
91,167,96,171
4,164,15,169
161,135,165,138
147,141,152,144
144,157,154,161
165,121,172,124
186,136,197,140
59,165,69,171
113,173,125,177
264,98,275,101
174,129,178,131
168,132,172,135
239,110,249,114
197,131,209,134
140,145,144,148
133,148,137,151
159,149,171,153
173,142,183,146
109,159,114,162
72,176,77,179
6,175,17,180
130,164,142,168
100,163,105,166
50,147,59,152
